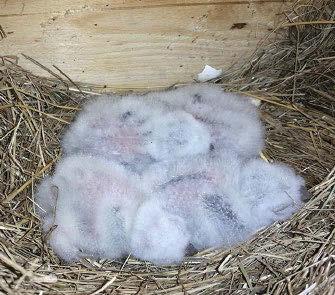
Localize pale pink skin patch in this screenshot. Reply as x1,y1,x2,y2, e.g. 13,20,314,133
89,118,143,156
160,170,222,212
110,126,143,155
75,170,139,236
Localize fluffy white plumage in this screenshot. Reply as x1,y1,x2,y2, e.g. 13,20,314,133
36,154,145,262
142,152,306,254
240,159,307,228
36,84,308,265
142,110,210,161
62,94,212,171
142,152,247,251
130,199,190,265
61,96,162,173
149,84,265,157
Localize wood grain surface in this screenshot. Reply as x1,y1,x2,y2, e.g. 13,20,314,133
0,0,289,90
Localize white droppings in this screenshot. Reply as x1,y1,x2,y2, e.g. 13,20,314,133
197,65,223,82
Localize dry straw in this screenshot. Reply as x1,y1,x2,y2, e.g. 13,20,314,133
1,0,334,294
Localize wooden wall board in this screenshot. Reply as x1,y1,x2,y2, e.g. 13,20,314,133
0,0,290,90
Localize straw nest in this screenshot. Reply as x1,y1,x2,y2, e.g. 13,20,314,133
1,0,334,294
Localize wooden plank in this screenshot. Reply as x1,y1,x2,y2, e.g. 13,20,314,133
0,0,289,90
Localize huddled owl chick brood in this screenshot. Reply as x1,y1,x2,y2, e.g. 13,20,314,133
36,84,308,265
